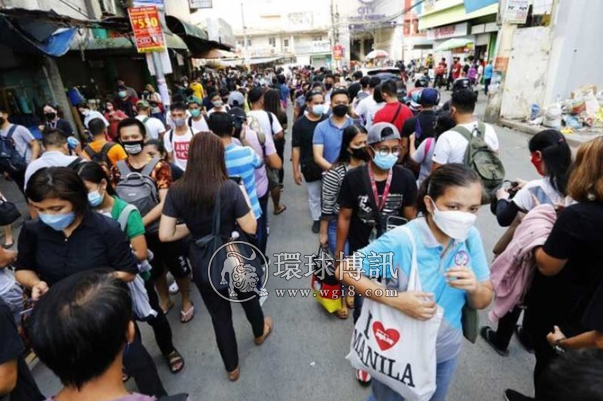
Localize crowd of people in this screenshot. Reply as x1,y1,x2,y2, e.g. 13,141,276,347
0,63,602,401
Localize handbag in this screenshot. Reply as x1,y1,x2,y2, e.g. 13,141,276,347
310,245,342,313
0,198,21,226
346,228,443,401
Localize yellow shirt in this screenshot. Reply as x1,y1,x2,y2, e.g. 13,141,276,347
190,82,205,100
88,140,128,166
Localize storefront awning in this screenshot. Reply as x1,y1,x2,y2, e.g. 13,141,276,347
0,15,76,57
434,38,472,51
166,16,226,57
201,48,238,59
247,56,284,65
70,31,188,53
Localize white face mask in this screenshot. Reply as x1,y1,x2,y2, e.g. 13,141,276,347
430,199,477,241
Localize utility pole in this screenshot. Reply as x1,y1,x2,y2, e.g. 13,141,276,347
241,2,249,66
330,0,335,69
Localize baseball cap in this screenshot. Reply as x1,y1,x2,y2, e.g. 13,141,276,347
136,100,150,109
419,88,440,106
186,96,202,105
248,87,264,103
227,91,245,108
367,122,401,145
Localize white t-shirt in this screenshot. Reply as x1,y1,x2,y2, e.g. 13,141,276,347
166,110,191,129
207,105,230,117
83,110,109,128
187,116,209,132
411,137,436,187
366,102,386,130
0,124,35,163
512,178,573,212
354,95,376,122
247,110,283,137
163,127,199,171
432,121,499,165
135,115,166,140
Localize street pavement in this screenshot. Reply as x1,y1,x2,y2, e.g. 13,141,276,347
17,92,544,401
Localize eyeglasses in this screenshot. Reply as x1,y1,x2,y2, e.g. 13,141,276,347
371,146,403,157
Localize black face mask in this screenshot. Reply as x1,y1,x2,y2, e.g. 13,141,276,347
325,83,333,90
349,146,370,162
122,140,144,155
332,104,349,118
45,112,56,121
0,117,4,126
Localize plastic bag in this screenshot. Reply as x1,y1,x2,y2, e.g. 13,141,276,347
543,103,562,128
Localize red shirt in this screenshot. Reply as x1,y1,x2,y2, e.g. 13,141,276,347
452,63,462,79
373,102,413,133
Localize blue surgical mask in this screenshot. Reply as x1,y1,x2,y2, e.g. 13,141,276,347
311,104,325,116
373,152,398,170
190,109,201,118
88,190,104,208
39,211,76,231
118,91,127,98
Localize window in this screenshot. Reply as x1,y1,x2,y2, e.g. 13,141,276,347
238,40,244,47
268,37,276,47
312,36,322,42
284,39,289,47
247,38,252,46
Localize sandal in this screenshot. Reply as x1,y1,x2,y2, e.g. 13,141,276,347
254,317,274,345
161,301,175,315
2,242,14,249
336,307,349,319
180,303,195,324
346,295,355,310
273,204,287,215
165,349,185,374
356,369,372,386
228,366,240,382
122,367,130,382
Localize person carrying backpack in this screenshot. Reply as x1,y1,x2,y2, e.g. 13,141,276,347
83,117,127,168
111,118,195,324
432,89,504,202
0,106,40,195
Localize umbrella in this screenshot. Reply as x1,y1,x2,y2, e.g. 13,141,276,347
365,49,389,59
434,38,472,52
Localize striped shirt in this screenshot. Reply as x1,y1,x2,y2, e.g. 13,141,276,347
321,164,348,219
225,143,263,219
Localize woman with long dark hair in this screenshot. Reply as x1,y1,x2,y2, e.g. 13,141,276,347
319,123,368,319
264,88,288,213
159,133,273,382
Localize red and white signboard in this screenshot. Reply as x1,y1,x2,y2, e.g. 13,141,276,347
427,22,469,40
333,44,344,60
128,6,165,53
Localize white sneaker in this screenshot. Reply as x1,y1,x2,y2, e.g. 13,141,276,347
169,282,179,295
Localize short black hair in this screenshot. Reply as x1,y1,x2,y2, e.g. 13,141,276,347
373,85,384,103
88,118,106,137
325,74,335,81
331,88,349,102
537,349,603,401
0,105,10,114
368,77,381,89
144,138,166,157
208,112,233,137
451,89,477,114
353,71,363,80
42,130,67,148
117,118,146,139
76,102,89,110
248,87,264,103
170,102,187,113
77,162,116,196
30,270,132,390
208,91,220,100
360,76,370,89
380,79,397,97
26,167,89,216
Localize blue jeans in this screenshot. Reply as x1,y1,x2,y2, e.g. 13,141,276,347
367,357,458,401
327,219,348,257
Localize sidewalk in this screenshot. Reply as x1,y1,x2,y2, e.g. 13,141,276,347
500,118,603,147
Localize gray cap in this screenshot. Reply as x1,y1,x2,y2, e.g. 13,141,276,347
367,122,401,145
228,91,245,107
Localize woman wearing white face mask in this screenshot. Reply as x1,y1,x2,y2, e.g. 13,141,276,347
337,163,494,401
207,91,230,117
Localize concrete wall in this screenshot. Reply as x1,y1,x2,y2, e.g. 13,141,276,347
543,0,603,105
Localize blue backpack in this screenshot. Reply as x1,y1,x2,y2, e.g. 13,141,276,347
0,125,27,174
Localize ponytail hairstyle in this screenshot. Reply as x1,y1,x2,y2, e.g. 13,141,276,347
417,164,481,215
528,129,572,196
77,162,116,196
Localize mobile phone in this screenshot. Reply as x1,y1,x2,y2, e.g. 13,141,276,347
229,176,242,185
386,216,408,232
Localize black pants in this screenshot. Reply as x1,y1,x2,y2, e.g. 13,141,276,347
484,78,492,95
122,323,167,397
144,278,175,356
197,286,265,372
257,192,269,256
491,306,531,351
274,138,285,185
8,169,26,198
146,233,190,280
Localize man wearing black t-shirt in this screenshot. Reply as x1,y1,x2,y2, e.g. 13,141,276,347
401,87,440,149
0,298,44,401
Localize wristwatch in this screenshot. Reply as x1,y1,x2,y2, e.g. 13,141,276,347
552,338,567,354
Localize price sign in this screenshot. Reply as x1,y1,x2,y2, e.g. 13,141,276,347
128,6,165,52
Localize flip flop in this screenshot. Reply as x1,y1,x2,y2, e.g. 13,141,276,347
346,295,355,310
165,349,185,374
161,301,175,315
273,205,287,215
180,304,195,324
254,317,274,345
336,307,349,319
2,242,14,249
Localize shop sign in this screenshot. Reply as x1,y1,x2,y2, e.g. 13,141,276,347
128,6,165,53
427,23,469,40
333,45,344,60
189,0,212,9
348,0,387,29
494,57,509,72
503,0,530,24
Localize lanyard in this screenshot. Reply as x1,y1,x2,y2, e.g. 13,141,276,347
368,164,393,212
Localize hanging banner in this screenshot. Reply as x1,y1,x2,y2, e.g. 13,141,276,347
128,6,166,53
333,44,344,60
503,0,530,24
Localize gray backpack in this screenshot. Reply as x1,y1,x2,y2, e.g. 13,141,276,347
451,122,505,203
115,157,160,233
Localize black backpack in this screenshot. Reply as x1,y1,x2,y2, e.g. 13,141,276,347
83,142,116,167
0,125,27,174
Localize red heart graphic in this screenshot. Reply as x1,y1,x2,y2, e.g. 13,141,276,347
372,321,400,351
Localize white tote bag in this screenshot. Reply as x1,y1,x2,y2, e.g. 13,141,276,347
346,227,443,401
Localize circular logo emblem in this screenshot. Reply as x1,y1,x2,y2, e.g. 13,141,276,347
208,241,269,303
454,250,469,266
